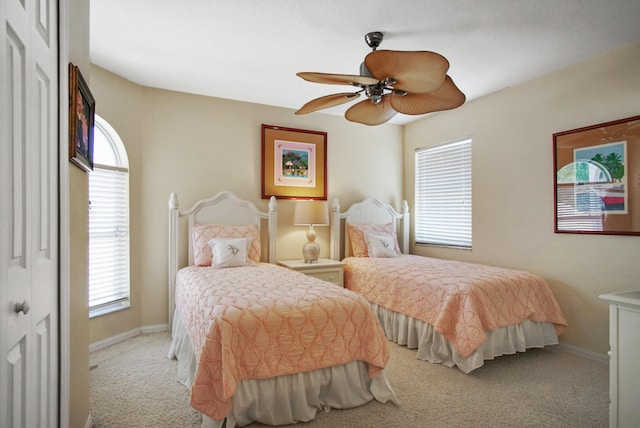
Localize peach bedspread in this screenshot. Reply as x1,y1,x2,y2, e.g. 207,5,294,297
175,263,390,421
344,255,567,358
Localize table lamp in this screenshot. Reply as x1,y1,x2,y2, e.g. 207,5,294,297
293,200,329,263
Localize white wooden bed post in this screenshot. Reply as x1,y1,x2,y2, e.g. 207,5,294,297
400,200,410,255
168,192,179,334
268,196,277,263
330,198,341,261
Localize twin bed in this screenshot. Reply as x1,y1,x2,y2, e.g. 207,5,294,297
167,191,398,428
167,191,567,426
330,197,567,374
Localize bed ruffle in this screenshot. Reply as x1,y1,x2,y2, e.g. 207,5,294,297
371,303,559,373
168,308,399,428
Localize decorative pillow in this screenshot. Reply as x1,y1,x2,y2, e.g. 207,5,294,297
209,237,250,268
192,223,260,266
347,223,401,257
364,232,400,258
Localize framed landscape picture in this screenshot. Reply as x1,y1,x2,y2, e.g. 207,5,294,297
261,124,327,200
553,115,640,235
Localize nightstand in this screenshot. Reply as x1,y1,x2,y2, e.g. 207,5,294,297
278,259,345,287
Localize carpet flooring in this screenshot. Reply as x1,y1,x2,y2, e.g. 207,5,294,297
90,332,608,427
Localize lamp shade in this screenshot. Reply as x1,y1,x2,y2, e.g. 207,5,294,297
293,200,329,226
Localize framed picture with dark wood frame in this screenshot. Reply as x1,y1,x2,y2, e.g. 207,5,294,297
68,63,95,172
553,115,640,235
261,124,327,200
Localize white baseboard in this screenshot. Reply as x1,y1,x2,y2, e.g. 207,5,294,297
89,324,169,353
554,342,609,364
85,414,93,428
141,323,169,334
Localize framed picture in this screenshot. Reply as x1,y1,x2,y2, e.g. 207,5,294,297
553,115,640,235
261,124,327,200
68,63,95,172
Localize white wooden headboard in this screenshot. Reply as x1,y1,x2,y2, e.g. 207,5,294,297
167,191,277,330
330,198,410,260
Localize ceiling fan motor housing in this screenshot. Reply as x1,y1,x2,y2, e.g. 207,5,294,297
359,61,375,78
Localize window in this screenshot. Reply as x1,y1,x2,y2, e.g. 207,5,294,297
415,137,472,249
89,115,130,318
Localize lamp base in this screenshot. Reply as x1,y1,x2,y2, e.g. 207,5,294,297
302,241,320,263
301,224,320,263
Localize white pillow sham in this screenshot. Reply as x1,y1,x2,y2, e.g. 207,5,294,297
364,232,400,258
208,237,251,268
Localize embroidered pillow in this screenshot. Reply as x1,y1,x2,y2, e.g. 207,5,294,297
347,223,401,257
364,232,400,258
209,237,250,268
192,223,260,266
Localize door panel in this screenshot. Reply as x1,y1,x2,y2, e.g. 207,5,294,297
1,0,59,426
7,342,26,428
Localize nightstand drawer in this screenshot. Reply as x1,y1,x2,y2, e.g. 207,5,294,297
306,269,343,286
277,259,345,287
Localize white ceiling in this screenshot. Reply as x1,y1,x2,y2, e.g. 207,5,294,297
90,0,640,125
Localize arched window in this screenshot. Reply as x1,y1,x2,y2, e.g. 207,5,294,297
89,115,130,317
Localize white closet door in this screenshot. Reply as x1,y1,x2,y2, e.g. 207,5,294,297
1,0,59,426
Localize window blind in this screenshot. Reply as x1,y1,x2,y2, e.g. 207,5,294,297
89,165,130,312
415,138,472,248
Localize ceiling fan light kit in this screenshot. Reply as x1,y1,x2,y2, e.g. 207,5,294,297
295,31,466,125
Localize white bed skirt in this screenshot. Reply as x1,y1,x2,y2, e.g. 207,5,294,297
167,309,399,428
371,303,560,374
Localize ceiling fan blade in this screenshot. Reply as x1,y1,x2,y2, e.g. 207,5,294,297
365,50,449,94
297,72,379,87
295,92,361,115
390,75,466,115
345,95,397,126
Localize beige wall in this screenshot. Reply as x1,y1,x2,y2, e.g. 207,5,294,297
89,66,403,340
67,0,91,426
89,41,639,356
404,42,640,355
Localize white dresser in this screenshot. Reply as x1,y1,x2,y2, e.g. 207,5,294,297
599,290,640,428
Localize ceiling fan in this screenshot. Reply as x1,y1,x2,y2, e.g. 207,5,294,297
295,31,465,126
